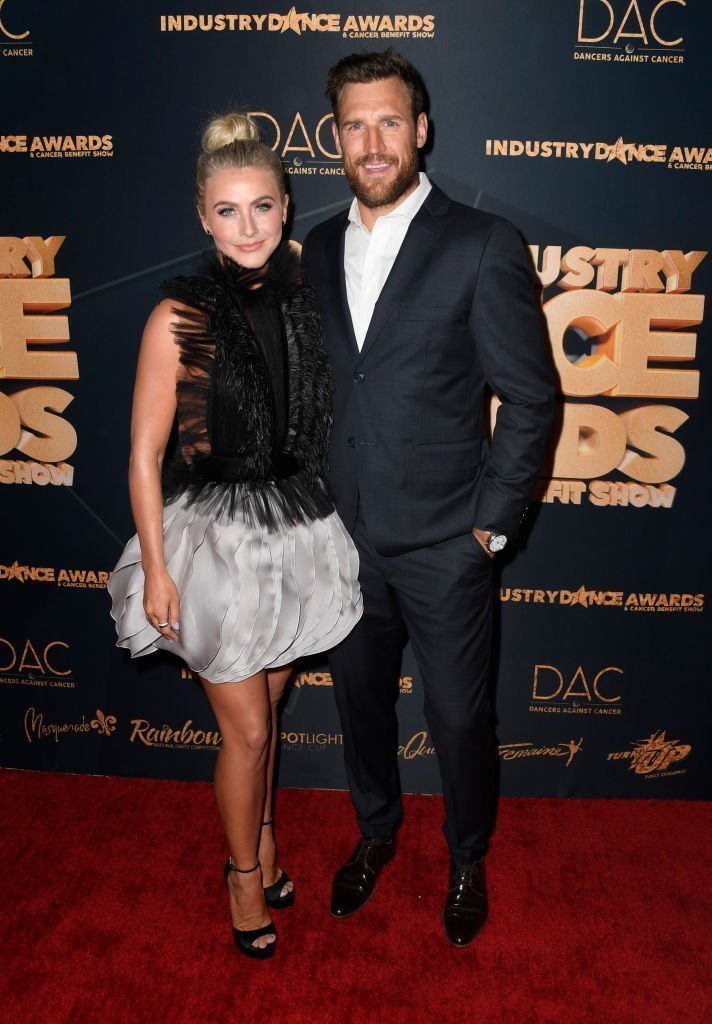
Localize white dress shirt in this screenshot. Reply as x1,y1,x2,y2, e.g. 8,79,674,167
344,172,432,349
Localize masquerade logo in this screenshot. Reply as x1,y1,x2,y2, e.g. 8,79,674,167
24,707,116,742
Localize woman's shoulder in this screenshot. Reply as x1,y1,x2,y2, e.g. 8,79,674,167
160,270,218,313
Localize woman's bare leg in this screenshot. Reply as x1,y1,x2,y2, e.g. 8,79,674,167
259,664,295,896
201,671,275,949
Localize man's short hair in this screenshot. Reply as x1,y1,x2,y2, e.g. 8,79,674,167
326,48,426,125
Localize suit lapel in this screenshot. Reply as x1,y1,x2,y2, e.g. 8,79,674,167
325,214,359,357
358,185,449,362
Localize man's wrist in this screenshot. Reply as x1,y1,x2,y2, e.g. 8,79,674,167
472,526,508,555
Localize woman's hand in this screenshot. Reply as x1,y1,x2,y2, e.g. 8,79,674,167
144,568,181,643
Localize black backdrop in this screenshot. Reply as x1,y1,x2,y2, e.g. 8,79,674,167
1,0,710,798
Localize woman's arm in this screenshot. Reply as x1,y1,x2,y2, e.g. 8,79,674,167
129,298,181,641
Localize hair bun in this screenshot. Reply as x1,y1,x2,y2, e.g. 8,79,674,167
201,113,260,153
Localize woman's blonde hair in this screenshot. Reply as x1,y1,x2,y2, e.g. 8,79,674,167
196,112,285,213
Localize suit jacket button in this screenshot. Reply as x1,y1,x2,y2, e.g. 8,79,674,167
347,436,355,447
353,372,365,383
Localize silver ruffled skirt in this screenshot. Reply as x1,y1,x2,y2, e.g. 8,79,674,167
108,495,362,683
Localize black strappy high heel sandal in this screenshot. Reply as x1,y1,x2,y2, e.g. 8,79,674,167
261,819,295,909
223,858,277,959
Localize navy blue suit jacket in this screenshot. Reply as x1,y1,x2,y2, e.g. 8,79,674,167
302,184,555,556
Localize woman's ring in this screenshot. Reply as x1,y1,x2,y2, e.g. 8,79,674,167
157,621,169,628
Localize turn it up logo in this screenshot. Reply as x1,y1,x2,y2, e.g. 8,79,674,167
0,236,78,487
0,0,32,57
573,0,686,63
523,244,707,509
607,729,691,778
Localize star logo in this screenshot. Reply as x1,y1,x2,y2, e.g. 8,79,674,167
1,561,29,582
606,137,633,165
281,6,303,34
569,585,594,607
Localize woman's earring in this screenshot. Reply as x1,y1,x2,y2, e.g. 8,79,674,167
205,228,212,237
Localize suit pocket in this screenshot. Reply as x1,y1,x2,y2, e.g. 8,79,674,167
398,304,464,321
408,439,482,476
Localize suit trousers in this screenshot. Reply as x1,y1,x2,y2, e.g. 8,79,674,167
328,503,497,863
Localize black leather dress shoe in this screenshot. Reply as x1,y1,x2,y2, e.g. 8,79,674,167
443,858,488,947
331,835,396,918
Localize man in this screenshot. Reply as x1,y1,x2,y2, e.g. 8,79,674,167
302,50,555,946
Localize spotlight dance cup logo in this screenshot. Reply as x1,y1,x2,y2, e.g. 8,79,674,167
0,236,78,486
517,244,707,509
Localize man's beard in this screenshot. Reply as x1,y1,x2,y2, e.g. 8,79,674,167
344,146,420,209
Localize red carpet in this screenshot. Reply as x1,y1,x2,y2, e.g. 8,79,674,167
0,770,709,1024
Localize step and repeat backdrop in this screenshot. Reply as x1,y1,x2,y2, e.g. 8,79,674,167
1,1,710,797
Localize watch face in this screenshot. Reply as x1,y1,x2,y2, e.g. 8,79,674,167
488,532,507,553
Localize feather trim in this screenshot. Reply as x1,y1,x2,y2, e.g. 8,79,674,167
159,242,335,530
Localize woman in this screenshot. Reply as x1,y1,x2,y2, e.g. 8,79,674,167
108,113,362,959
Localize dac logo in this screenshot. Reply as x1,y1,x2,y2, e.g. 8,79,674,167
0,636,71,677
246,110,344,177
574,0,686,63
0,0,31,57
530,664,623,716
607,729,691,777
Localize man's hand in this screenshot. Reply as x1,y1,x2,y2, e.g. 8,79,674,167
472,527,494,559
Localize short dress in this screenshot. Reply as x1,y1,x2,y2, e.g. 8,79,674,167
108,246,362,684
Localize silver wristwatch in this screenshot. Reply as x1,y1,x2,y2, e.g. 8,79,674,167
485,529,508,554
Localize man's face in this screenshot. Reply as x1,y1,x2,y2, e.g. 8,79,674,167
333,77,428,210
